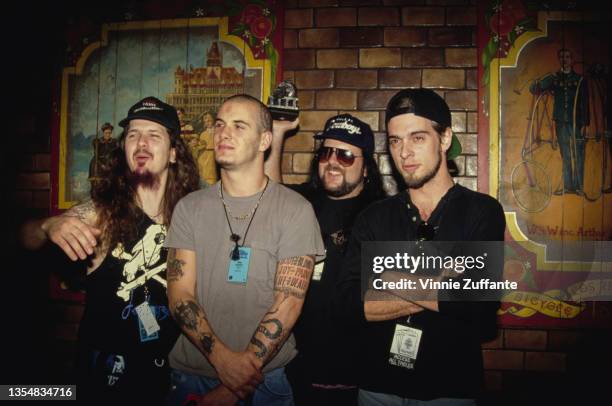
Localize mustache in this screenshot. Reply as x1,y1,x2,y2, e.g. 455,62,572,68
323,163,345,174
133,149,153,158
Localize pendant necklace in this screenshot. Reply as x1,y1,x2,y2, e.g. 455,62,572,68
219,177,269,260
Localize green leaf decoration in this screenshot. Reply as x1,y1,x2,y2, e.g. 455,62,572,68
508,30,517,45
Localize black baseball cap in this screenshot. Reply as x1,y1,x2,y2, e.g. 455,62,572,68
315,114,375,155
119,97,180,137
385,89,462,160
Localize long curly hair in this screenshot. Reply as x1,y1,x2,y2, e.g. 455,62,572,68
90,128,200,249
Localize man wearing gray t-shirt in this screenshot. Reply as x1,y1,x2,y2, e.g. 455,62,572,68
165,94,325,406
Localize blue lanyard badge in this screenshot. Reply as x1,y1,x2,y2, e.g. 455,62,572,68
227,246,251,284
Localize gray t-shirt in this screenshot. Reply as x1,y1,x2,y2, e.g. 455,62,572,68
165,180,325,376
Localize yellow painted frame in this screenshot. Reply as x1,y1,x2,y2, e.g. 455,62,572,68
489,11,605,271
58,17,272,209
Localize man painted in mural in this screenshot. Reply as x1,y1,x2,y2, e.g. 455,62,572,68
20,97,200,403
530,48,589,195
89,122,119,179
197,111,218,185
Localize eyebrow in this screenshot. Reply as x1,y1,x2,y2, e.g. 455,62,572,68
388,130,429,137
215,118,252,128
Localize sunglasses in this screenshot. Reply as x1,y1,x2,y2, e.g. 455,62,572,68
318,146,363,167
416,221,436,241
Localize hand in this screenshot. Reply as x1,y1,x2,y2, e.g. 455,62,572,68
41,215,102,261
198,385,239,406
211,349,263,399
272,117,300,140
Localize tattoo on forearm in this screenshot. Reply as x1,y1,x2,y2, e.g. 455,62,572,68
173,300,202,331
274,256,314,299
257,318,283,339
250,336,268,359
173,300,216,356
200,333,214,355
65,200,96,221
167,249,185,282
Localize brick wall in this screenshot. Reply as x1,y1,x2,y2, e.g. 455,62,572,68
12,0,611,400
281,0,479,193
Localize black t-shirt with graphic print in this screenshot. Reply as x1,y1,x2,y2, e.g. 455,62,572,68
79,212,179,359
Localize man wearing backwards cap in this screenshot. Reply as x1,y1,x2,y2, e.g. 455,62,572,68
336,89,506,405
266,114,384,405
20,96,199,403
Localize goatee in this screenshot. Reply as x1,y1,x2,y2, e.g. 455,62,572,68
127,169,161,190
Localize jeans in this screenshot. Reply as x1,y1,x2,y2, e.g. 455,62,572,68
167,367,294,406
358,389,475,406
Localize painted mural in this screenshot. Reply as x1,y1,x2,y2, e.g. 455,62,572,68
479,1,611,326
55,1,282,211
51,1,283,300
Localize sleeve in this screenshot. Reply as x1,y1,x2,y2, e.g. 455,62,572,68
164,197,195,251
276,197,325,262
530,73,554,94
437,197,506,341
333,211,373,326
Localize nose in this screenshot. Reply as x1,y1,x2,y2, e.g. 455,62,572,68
399,139,414,160
216,124,232,141
136,133,148,148
327,149,340,165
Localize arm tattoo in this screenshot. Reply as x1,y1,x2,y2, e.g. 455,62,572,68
166,249,185,282
274,256,314,299
200,333,214,355
257,318,283,339
65,200,96,222
173,300,202,331
173,300,216,356
250,336,268,359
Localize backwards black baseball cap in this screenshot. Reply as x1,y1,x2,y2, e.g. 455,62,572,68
315,114,375,155
119,97,180,137
385,89,462,160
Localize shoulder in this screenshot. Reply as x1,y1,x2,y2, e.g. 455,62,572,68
271,181,314,210
456,185,504,218
361,193,402,216
176,185,215,208
354,193,402,227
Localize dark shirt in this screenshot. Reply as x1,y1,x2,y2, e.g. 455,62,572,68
335,184,506,400
289,183,380,384
79,213,179,359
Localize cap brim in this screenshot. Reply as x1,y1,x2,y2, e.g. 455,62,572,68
118,114,178,134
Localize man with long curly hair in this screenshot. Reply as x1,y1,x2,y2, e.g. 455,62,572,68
21,97,200,403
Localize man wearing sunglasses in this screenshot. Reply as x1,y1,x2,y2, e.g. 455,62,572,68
336,89,506,405
266,114,385,405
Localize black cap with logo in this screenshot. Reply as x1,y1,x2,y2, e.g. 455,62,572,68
315,114,375,155
119,97,180,137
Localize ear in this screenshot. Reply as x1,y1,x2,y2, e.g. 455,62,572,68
170,147,177,164
259,130,272,152
440,127,452,154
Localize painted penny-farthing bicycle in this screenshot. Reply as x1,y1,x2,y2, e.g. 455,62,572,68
511,71,608,212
